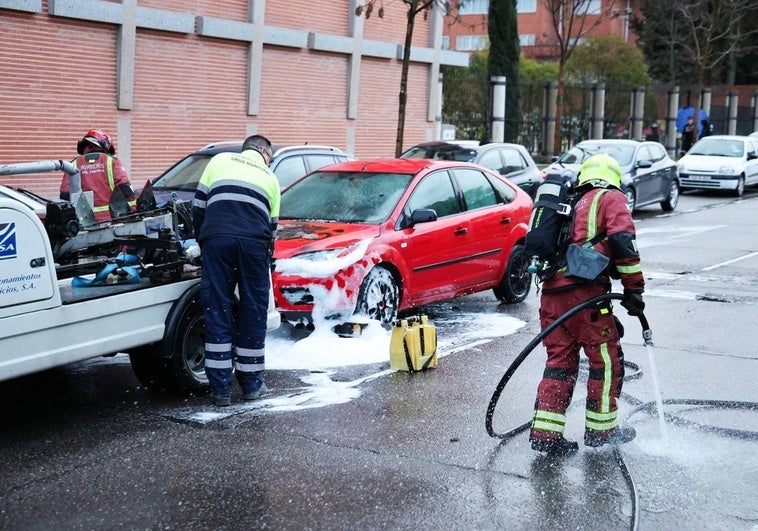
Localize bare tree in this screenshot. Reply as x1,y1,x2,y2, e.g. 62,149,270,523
542,0,615,154
676,0,758,141
358,1,457,156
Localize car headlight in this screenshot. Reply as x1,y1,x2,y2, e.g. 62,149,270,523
276,239,371,277
717,165,739,175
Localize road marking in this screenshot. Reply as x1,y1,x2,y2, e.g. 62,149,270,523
702,251,758,271
636,225,725,249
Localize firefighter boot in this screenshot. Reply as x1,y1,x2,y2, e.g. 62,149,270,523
584,426,636,448
530,437,579,457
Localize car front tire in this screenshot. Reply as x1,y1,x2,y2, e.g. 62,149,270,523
355,265,400,327
661,180,679,211
624,188,637,212
733,175,745,197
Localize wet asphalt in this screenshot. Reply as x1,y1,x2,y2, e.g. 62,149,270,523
1,190,757,530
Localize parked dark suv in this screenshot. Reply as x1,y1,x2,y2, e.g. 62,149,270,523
150,141,356,203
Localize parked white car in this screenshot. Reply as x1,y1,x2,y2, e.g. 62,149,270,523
678,135,758,196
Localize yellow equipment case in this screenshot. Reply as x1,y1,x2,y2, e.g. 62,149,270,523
389,315,438,372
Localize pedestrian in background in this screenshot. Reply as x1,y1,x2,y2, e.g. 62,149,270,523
528,153,645,456
192,134,280,407
681,117,697,154
60,129,135,221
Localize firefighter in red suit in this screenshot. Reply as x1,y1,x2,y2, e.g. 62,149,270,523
60,129,135,221
529,153,645,456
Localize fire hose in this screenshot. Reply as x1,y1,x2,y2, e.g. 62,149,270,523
484,292,758,531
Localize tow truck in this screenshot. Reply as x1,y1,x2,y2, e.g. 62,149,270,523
0,160,279,394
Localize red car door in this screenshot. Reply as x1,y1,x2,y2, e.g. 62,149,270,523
401,169,476,305
450,167,515,287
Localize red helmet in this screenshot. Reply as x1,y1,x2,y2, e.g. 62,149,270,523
77,129,115,155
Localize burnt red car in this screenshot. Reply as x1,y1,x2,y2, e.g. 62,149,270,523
272,158,533,327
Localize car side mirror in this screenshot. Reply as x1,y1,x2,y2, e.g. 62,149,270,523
409,208,437,226
747,152,758,161
637,160,653,169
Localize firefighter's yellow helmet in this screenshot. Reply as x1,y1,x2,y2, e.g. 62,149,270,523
577,153,622,188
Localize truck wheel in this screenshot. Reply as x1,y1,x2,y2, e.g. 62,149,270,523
128,287,210,394
161,296,209,393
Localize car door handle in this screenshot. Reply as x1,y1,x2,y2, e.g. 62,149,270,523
454,227,468,235
500,217,511,225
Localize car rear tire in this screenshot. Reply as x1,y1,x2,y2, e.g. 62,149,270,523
661,180,679,211
355,266,400,327
624,188,636,212
493,244,532,304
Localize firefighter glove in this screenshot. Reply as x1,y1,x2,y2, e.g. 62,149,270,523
621,291,645,317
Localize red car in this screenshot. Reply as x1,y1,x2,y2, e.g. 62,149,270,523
272,158,533,327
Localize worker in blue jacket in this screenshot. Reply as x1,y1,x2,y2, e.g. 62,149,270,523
193,134,280,406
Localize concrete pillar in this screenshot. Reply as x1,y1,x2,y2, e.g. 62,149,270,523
727,90,739,135
665,86,679,157
631,86,645,140
491,76,506,143
590,84,605,139
543,82,558,157
435,74,443,141
700,88,712,117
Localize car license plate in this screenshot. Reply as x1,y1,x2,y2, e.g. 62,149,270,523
689,175,711,181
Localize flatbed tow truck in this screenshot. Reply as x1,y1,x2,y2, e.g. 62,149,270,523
0,160,279,394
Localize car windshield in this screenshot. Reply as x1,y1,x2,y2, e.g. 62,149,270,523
152,155,212,191
688,138,744,157
557,144,635,166
401,146,476,162
280,171,413,223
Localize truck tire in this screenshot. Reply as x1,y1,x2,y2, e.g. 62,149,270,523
129,285,211,394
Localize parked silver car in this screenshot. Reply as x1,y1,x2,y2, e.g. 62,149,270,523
150,141,356,203
400,140,543,192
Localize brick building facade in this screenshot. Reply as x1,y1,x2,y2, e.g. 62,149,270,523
0,1,467,196
444,0,640,59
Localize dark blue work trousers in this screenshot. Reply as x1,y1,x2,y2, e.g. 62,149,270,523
200,236,269,396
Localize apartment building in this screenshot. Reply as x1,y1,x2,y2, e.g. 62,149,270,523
444,0,640,60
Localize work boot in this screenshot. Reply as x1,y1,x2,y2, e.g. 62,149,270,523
584,426,636,448
530,437,579,457
242,382,269,401
210,393,232,407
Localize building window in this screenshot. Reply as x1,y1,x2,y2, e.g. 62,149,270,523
442,36,450,50
519,34,536,47
577,0,601,15
456,35,488,51
459,0,489,15
517,0,537,13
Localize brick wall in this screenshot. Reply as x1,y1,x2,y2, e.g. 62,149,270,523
0,1,450,197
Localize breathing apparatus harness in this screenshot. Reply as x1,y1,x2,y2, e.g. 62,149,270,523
525,175,614,285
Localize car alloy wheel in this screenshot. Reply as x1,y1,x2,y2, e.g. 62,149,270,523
661,181,679,211
355,266,400,327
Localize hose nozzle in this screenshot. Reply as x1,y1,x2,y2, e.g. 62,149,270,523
642,328,653,346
